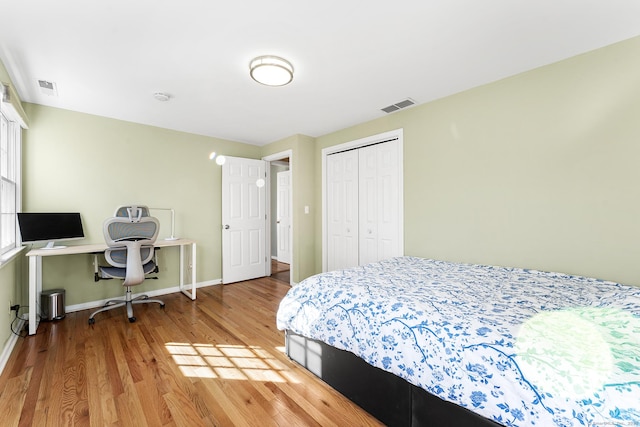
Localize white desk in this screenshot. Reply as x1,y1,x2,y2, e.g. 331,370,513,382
26,238,196,335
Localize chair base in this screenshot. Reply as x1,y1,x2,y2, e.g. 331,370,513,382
88,287,164,324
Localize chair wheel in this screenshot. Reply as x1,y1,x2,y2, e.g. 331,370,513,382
129,317,136,323
88,318,95,325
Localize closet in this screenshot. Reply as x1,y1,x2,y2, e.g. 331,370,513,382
326,137,402,272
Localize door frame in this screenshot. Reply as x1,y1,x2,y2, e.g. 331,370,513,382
263,149,294,285
321,129,404,272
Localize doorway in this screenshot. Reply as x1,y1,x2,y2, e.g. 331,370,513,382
270,258,290,284
264,150,293,285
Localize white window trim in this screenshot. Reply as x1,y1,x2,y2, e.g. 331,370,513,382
0,90,24,263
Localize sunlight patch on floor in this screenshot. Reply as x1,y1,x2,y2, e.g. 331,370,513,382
165,342,297,382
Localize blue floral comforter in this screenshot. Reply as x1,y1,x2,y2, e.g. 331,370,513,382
276,257,640,427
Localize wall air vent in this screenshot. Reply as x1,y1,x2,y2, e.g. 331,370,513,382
38,80,58,96
381,98,416,114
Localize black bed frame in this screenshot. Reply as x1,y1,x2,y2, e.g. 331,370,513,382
286,331,502,427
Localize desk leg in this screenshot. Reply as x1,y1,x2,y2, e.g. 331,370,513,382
191,243,197,299
179,243,197,300
28,256,42,335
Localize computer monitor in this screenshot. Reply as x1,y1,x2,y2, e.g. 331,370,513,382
17,212,85,249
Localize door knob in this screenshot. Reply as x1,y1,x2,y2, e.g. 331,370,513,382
224,224,230,229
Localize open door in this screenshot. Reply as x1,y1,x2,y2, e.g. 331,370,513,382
221,156,267,284
276,170,292,264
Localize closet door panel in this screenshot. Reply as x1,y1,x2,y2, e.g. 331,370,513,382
359,141,400,265
377,141,400,261
327,150,359,271
359,145,379,265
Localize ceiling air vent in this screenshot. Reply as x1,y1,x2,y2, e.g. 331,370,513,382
38,80,58,96
381,98,416,114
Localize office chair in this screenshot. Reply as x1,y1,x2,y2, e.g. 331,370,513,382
88,205,165,324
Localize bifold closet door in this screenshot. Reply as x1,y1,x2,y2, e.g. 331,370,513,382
327,149,359,271
358,141,400,265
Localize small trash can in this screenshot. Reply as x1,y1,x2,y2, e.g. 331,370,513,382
41,289,66,321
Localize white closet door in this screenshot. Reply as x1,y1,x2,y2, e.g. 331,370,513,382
359,140,400,265
327,149,359,271
377,140,401,261
358,145,378,265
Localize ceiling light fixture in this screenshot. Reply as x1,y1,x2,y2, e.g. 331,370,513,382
249,55,294,87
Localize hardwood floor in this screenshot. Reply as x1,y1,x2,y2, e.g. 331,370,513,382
271,260,290,284
0,276,383,427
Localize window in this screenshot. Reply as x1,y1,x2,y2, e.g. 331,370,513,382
0,109,21,256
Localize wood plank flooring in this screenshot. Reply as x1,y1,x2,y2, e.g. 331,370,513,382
0,276,383,426
270,260,290,284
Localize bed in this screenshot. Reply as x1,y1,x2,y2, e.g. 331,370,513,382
276,257,640,427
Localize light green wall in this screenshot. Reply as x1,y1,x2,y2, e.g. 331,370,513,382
22,104,261,305
0,258,21,350
261,134,316,283
315,35,640,286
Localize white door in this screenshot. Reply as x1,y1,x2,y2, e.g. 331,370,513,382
222,156,267,284
276,170,292,264
326,149,359,271
322,129,404,272
359,140,400,265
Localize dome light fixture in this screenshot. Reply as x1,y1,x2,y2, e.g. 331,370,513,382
249,55,294,87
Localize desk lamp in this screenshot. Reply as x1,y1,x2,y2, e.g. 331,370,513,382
150,208,178,240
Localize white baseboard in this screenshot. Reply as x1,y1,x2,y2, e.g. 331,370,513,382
0,318,25,376
66,279,222,313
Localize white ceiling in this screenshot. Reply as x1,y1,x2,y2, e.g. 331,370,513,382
1,1,639,146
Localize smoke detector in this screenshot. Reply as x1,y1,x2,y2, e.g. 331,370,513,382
154,92,171,102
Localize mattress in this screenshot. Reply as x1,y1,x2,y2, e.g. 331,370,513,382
276,257,640,427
